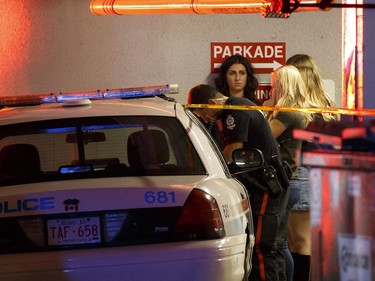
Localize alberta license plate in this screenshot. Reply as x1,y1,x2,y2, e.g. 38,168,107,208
47,216,101,246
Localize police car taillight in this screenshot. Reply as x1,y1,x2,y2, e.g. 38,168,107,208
173,189,225,240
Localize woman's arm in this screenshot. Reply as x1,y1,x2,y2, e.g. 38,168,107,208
268,118,287,138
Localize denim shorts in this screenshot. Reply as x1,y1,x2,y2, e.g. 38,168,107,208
289,167,310,211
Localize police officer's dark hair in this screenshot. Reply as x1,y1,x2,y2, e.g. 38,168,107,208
214,54,259,104
188,84,220,104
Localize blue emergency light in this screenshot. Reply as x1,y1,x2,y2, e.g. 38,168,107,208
104,84,179,99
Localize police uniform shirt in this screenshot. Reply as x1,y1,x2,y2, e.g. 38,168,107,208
220,97,279,162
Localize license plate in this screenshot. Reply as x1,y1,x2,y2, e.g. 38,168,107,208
47,216,101,246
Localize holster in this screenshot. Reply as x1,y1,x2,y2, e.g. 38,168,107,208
239,163,284,197
269,155,291,189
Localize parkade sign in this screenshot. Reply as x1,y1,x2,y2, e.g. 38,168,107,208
211,42,286,74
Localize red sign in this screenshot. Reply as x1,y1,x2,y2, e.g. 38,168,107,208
256,84,272,104
211,42,286,74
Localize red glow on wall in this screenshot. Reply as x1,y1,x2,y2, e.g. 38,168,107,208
342,0,363,118
0,2,32,95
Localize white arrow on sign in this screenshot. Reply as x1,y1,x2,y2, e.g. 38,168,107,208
252,60,283,70
214,60,283,70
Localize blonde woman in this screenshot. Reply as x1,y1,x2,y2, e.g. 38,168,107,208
286,55,339,281
266,65,315,281
296,65,338,121
286,54,338,121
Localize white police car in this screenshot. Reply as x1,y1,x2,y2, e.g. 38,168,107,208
0,85,260,281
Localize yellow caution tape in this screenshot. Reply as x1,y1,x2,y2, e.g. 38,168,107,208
184,104,375,116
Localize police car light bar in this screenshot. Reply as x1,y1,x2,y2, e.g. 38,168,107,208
57,90,103,102
104,84,179,99
0,84,179,107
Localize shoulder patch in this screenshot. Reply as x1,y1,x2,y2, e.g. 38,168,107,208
226,114,236,130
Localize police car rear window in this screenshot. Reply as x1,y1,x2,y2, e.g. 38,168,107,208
0,116,206,186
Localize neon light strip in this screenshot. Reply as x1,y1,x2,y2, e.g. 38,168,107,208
90,0,324,15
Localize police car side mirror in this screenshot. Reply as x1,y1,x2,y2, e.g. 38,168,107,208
230,148,265,174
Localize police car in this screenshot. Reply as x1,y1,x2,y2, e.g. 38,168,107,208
0,85,260,281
